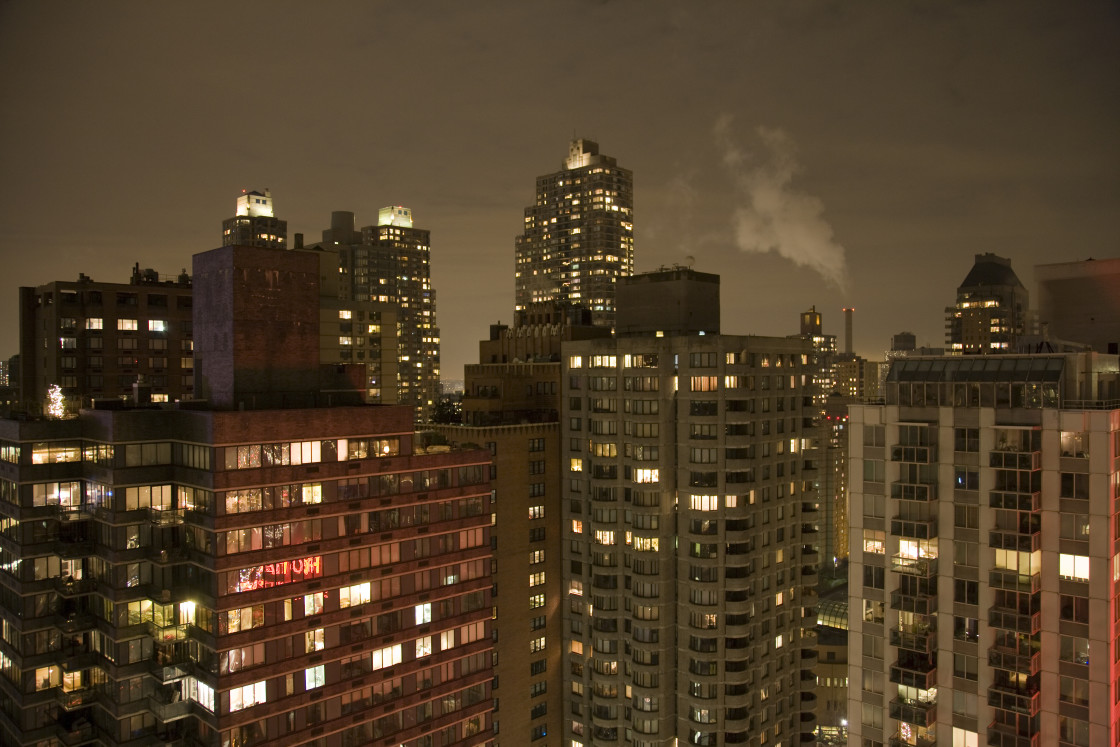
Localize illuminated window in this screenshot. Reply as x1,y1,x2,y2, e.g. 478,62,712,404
862,529,885,554
634,468,659,484
416,636,432,658
304,666,325,690
117,319,138,331
340,582,371,608
689,495,718,511
529,572,546,587
1059,554,1090,581
529,594,545,609
148,319,167,332
570,458,583,472
305,628,324,653
415,603,432,625
85,318,103,330
229,680,267,711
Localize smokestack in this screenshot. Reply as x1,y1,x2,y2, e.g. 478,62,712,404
843,307,854,355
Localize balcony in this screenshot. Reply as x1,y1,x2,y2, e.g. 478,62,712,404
889,659,936,690
890,591,935,616
987,722,1040,747
889,737,936,747
889,697,937,728
890,627,934,654
891,555,937,577
57,687,96,711
890,516,937,540
989,491,1040,511
989,569,1041,594
987,686,1040,716
989,529,1040,553
988,609,1041,635
148,507,185,527
891,445,935,463
989,451,1040,470
987,648,1041,676
891,481,936,502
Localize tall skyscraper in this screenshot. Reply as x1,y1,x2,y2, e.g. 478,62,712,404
312,208,441,423
221,189,287,249
945,253,1029,354
0,244,494,747
562,269,819,746
847,352,1120,747
515,139,634,329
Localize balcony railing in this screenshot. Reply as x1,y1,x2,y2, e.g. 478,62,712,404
891,445,935,463
989,529,1040,552
988,609,1041,635
987,686,1040,716
987,648,1041,676
889,661,936,690
890,627,934,654
890,591,935,616
989,569,1041,594
891,481,937,502
989,491,1040,511
889,697,937,728
890,517,937,540
891,555,937,577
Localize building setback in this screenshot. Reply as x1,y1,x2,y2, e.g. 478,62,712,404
847,353,1120,747
514,139,635,329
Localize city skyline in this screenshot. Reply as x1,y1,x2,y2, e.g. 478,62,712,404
1,1,1117,380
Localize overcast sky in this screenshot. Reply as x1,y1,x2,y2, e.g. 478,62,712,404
1,0,1116,379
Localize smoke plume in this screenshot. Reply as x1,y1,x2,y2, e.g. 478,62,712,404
714,115,849,292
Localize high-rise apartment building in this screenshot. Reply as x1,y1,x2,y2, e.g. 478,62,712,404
945,253,1030,354
0,244,494,747
848,352,1120,747
221,189,287,249
434,303,611,744
561,269,819,747
312,208,441,423
18,265,195,413
514,139,634,329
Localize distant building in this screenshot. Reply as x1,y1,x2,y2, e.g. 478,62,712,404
848,352,1120,747
18,265,195,413
945,253,1029,354
309,208,440,423
1035,256,1120,354
221,188,287,248
515,139,635,329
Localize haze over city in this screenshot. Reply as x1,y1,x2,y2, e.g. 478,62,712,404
1,0,1117,378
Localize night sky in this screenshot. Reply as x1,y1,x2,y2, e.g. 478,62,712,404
1,1,1117,379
